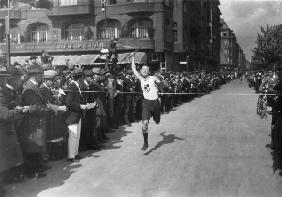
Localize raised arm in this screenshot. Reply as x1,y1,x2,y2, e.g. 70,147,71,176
131,53,142,80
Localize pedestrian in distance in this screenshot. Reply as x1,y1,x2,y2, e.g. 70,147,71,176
130,52,168,151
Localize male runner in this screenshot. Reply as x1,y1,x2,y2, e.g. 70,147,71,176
131,53,167,150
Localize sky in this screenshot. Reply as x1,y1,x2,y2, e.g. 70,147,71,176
219,0,282,62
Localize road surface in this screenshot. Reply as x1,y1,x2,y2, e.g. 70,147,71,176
5,79,282,197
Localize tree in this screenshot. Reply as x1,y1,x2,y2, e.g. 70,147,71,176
251,24,282,70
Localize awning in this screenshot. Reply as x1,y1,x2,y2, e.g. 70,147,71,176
77,55,99,65
52,55,99,65
52,55,69,66
118,52,147,64
11,56,30,65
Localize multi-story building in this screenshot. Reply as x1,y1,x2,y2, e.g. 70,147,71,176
173,0,221,72
0,0,222,72
0,0,174,70
220,18,246,71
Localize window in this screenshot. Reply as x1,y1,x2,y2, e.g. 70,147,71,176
98,20,121,39
130,19,153,39
31,24,48,43
221,32,227,37
59,0,77,6
63,24,85,41
173,22,177,30
173,30,178,42
108,0,117,5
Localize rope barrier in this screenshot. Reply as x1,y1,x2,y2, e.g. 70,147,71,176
59,89,281,96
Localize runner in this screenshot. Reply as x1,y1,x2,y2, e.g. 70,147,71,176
131,53,168,151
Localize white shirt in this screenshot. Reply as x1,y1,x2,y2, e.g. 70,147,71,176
140,76,158,100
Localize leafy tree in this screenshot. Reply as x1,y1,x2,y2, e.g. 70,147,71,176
252,24,282,70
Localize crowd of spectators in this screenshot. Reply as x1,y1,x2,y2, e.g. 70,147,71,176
247,68,282,174
0,55,235,189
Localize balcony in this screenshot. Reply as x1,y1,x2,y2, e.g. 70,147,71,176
48,4,92,16
0,38,155,54
0,9,21,19
117,38,155,50
123,2,155,14
95,2,162,16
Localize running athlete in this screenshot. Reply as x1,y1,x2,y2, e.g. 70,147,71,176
131,53,168,151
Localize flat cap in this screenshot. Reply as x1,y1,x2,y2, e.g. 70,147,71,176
29,56,38,60
7,66,22,78
43,70,58,79
27,64,43,74
92,67,101,75
84,69,94,76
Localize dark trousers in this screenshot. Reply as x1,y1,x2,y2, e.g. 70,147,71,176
124,95,134,123
22,153,41,175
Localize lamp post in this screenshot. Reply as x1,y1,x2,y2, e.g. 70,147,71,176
101,0,109,69
5,0,11,67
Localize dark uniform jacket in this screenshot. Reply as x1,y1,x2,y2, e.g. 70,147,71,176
65,81,83,125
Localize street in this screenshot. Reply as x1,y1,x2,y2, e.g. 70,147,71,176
5,79,282,197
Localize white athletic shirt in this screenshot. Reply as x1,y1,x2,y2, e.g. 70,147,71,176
140,76,158,100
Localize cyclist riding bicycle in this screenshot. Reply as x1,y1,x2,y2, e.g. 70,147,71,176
257,71,276,118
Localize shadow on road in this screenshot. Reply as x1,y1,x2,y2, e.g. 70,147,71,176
2,126,132,197
144,132,184,156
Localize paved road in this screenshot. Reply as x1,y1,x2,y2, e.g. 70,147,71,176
5,80,282,197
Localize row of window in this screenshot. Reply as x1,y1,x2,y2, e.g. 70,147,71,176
29,21,153,43
58,0,152,7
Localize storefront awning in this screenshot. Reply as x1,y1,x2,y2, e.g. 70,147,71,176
52,55,99,65
118,52,147,64
77,55,99,65
52,55,69,66
11,56,30,65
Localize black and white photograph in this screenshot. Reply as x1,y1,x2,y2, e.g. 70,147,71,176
1,0,282,196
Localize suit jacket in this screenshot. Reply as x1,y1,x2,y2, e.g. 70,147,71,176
40,84,67,140
20,80,49,153
65,81,83,125
0,85,23,172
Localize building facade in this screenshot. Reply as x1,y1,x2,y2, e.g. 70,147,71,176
220,18,246,71
0,0,174,70
173,0,221,72
0,0,222,71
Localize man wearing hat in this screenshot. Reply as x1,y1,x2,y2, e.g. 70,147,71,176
65,68,96,162
0,66,27,186
20,63,50,178
40,70,68,161
92,68,112,139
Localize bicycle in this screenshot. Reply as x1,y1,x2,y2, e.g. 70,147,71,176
257,91,268,119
